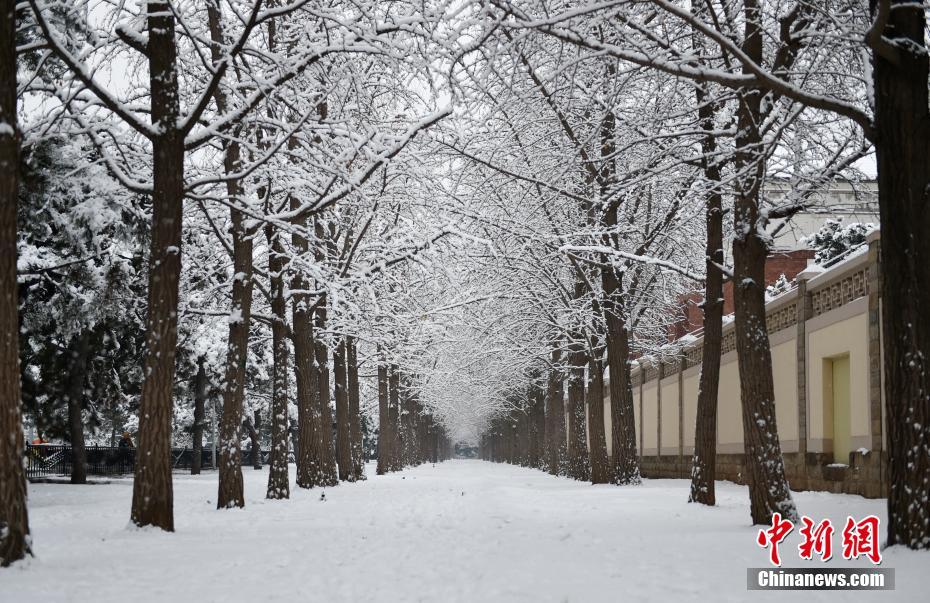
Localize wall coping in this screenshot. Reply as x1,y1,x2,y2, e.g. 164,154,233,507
805,244,870,292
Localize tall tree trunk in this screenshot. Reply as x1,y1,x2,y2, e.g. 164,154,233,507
587,351,610,484
288,424,299,469
313,307,339,486
566,336,590,481
426,416,432,465
67,331,90,484
689,81,725,506
266,224,290,499
405,391,416,465
400,372,413,467
290,205,323,489
347,336,365,480
402,385,418,466
292,315,321,489
603,296,640,486
313,219,338,486
131,1,185,531
415,399,423,463
422,416,432,463
510,412,520,465
211,397,218,470
503,413,514,464
417,401,427,464
511,409,523,463
729,0,797,525
291,198,330,488
216,202,253,508
251,410,261,470
531,381,545,470
871,0,930,550
523,402,532,466
546,347,565,475
599,106,641,486
376,361,390,475
0,0,31,560
333,337,352,481
415,406,426,465
543,374,552,468
388,365,402,471
208,0,252,510
191,356,207,475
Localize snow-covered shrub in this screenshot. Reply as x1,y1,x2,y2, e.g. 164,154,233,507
765,273,792,300
803,220,874,265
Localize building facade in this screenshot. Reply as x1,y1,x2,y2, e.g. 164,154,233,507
593,230,885,498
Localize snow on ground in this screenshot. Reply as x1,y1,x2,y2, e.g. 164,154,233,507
3,460,927,602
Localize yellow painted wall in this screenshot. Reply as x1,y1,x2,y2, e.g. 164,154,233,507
682,371,700,452
628,272,874,463
772,339,799,451
807,312,869,455
660,377,679,455
827,355,852,463
642,382,657,454
717,358,742,451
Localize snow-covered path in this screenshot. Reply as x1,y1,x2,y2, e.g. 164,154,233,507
3,460,926,602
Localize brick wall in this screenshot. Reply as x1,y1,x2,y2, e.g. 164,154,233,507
640,450,885,498
721,249,814,315
670,250,814,340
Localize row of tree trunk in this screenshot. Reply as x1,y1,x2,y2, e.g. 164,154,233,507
377,364,451,473
480,362,570,475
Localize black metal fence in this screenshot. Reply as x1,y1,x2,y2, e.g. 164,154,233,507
25,444,269,479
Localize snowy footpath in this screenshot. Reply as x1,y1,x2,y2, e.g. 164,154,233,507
2,460,927,602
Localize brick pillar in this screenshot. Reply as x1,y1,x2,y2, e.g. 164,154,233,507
678,357,685,477
656,361,663,460
796,267,817,489
866,230,883,452
638,369,643,458
866,230,883,496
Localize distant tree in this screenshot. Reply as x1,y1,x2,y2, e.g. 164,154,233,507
17,137,147,481
376,361,391,475
334,337,352,481
190,357,208,475
347,337,365,480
